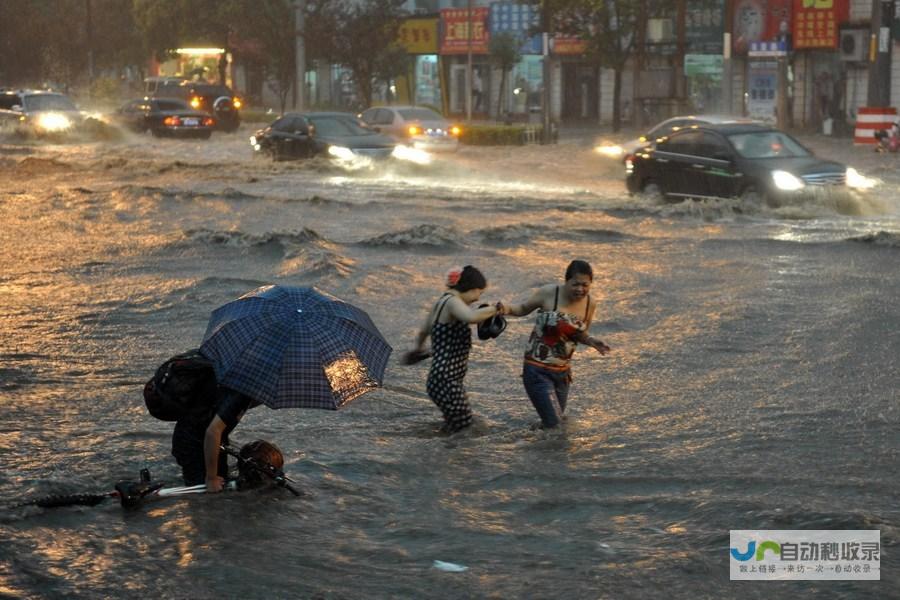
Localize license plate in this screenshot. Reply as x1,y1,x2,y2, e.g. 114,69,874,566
184,118,199,126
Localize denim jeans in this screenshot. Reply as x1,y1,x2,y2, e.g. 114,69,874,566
522,362,570,428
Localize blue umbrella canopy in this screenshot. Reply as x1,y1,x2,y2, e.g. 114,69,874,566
199,285,392,410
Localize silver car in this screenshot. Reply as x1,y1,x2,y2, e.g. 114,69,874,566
360,106,460,152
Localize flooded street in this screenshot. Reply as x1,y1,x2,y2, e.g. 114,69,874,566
1,127,898,598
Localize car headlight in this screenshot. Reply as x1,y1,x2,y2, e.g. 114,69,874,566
249,135,257,145
771,170,805,191
846,167,876,189
595,144,624,158
328,145,355,161
36,112,72,132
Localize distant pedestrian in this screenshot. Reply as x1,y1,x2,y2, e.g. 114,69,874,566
407,266,504,433
505,260,610,428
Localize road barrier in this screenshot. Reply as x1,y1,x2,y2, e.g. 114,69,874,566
854,107,897,144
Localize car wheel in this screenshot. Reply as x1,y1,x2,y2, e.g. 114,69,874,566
199,131,212,140
640,180,665,201
150,128,164,138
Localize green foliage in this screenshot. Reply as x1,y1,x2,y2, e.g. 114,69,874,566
459,125,546,146
305,0,407,107
489,32,522,72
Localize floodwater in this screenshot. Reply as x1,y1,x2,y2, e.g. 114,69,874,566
0,127,898,599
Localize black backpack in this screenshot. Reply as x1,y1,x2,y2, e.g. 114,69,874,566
143,350,218,421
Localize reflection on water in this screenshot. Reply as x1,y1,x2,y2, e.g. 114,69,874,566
0,134,898,598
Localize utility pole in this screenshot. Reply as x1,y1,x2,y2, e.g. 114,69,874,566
868,0,894,107
635,0,647,130
294,0,307,111
541,0,551,143
722,0,734,115
675,0,686,112
466,0,473,122
86,0,94,94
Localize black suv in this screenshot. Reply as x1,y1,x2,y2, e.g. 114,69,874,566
625,123,871,205
0,89,84,134
144,77,242,132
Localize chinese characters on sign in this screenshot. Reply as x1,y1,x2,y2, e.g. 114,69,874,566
440,8,490,55
792,0,849,49
398,19,438,54
730,530,880,581
489,2,541,55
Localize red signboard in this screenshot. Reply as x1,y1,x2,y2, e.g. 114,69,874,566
552,35,588,55
792,0,849,49
440,8,490,54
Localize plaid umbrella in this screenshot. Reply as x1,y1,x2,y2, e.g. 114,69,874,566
199,285,392,410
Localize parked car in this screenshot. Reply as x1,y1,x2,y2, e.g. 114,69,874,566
597,114,757,161
113,97,215,138
0,89,85,135
144,77,242,132
250,112,397,161
624,123,874,205
359,105,460,151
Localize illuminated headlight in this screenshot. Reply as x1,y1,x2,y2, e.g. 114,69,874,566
625,158,634,175
328,145,356,160
595,144,624,158
36,112,72,132
249,135,257,145
846,167,876,189
771,170,805,191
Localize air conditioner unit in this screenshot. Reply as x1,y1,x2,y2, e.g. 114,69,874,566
840,29,868,62
647,19,675,43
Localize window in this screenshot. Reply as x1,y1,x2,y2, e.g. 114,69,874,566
657,130,702,155
23,94,77,112
398,108,442,121
0,94,22,110
307,116,373,136
153,100,189,112
695,132,732,160
728,131,810,159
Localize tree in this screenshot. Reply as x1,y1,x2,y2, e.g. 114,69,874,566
227,0,296,113
306,0,407,108
489,32,522,118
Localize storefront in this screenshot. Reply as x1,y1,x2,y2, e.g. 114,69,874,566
553,35,593,122
685,1,725,113
397,18,441,108
489,2,542,119
439,7,490,116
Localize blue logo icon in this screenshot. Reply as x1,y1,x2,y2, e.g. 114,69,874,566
731,540,781,561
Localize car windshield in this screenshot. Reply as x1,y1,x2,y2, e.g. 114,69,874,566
728,131,811,158
308,116,373,136
23,94,77,112
398,108,443,121
154,99,190,111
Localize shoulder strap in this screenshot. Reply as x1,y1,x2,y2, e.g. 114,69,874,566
552,286,559,311
584,295,591,321
433,293,453,324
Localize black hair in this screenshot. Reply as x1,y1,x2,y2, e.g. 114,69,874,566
451,265,487,292
565,260,593,281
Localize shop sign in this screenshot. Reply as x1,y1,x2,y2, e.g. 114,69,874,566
747,60,777,122
733,0,792,54
551,34,587,55
440,7,490,54
489,2,542,55
686,0,725,54
398,19,439,54
684,54,724,76
792,0,849,49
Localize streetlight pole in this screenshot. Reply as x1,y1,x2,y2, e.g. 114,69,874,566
466,0,473,122
541,0,551,143
294,0,307,111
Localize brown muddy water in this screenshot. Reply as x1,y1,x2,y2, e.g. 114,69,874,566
0,128,898,599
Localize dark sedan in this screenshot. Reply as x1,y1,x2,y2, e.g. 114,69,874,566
115,98,215,138
625,123,874,204
145,78,241,132
250,112,397,161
